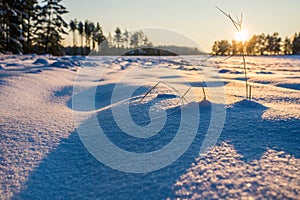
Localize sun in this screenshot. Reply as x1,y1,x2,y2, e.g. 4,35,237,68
235,30,249,42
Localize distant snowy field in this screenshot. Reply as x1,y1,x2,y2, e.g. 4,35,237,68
0,54,299,199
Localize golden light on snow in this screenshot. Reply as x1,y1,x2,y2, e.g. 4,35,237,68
235,30,249,42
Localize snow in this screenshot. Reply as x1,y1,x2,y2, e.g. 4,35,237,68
33,58,49,66
174,143,300,199
0,54,299,199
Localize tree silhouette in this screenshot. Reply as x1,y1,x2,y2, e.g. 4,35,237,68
211,40,230,55
231,40,238,55
114,27,122,48
257,34,266,55
92,23,106,51
69,19,77,47
77,21,84,53
246,35,258,55
212,41,220,55
123,29,130,48
35,0,68,55
0,0,24,53
84,21,94,48
292,33,300,54
283,37,292,55
22,0,38,53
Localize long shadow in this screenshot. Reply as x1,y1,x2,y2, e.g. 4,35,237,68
67,83,149,112
218,100,300,161
15,93,212,199
0,72,18,86
188,81,229,88
15,84,300,199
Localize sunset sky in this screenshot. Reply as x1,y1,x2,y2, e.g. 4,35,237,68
63,0,300,52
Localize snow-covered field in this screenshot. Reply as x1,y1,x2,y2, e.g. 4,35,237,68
0,54,299,199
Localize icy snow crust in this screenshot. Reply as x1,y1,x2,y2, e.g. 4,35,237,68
0,54,299,199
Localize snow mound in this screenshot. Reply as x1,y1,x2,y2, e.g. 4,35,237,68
50,61,73,68
219,69,231,73
219,69,243,74
156,94,178,99
70,60,82,67
230,99,267,109
82,62,98,67
33,58,49,66
111,56,192,70
26,69,43,74
256,71,273,74
173,142,300,199
6,63,24,68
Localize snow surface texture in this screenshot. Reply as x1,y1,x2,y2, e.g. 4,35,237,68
0,54,299,199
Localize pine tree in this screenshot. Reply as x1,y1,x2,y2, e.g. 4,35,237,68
77,21,84,47
283,37,292,55
257,34,266,55
0,0,24,54
0,0,7,52
92,23,106,52
114,27,122,48
107,32,113,47
273,32,281,55
69,19,77,47
292,33,300,55
130,32,140,48
22,0,38,53
84,21,94,48
123,29,129,48
35,0,68,55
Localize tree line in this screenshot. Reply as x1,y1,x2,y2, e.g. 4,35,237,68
66,24,203,55
66,24,154,55
0,0,69,55
67,19,106,55
3,1,298,56
212,32,300,56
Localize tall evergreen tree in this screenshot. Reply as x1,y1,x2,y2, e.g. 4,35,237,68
0,0,24,54
69,19,77,47
130,31,140,48
257,34,266,55
77,21,84,48
273,32,281,55
22,0,38,53
0,1,8,52
92,22,106,51
283,37,292,55
107,32,113,47
35,0,68,55
123,29,129,48
292,33,300,54
114,27,122,48
83,21,95,48
77,21,84,55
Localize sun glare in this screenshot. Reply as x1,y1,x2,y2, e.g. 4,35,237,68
235,30,249,42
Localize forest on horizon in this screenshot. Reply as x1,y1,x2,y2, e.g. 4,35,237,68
1,0,300,56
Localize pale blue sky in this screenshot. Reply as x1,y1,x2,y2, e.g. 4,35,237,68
63,0,300,52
